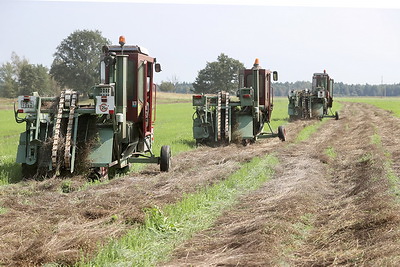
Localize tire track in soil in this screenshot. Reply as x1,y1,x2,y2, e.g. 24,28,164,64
0,119,308,266
161,102,400,266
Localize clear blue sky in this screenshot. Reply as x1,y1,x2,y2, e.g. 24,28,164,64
1,0,399,85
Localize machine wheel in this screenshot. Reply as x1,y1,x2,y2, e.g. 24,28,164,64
160,145,171,172
278,126,286,141
88,167,109,181
335,111,339,120
241,139,250,146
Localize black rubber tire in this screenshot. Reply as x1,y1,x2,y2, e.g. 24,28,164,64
160,145,171,172
241,139,250,146
335,111,339,120
88,167,109,181
278,125,286,141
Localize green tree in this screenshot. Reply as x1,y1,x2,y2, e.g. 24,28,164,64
50,29,110,95
192,53,244,94
0,62,18,98
19,64,54,96
0,52,29,98
159,81,176,92
175,82,194,94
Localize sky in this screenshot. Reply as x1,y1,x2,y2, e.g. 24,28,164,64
1,0,399,85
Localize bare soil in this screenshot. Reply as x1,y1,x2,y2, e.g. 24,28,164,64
1,102,400,266
162,102,400,266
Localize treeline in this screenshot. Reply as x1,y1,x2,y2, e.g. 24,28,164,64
164,81,400,97
0,30,110,99
0,52,61,98
2,40,399,98
273,81,400,97
158,81,194,94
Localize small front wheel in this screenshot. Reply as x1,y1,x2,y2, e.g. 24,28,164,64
160,145,171,172
335,111,339,120
278,126,286,141
88,167,109,181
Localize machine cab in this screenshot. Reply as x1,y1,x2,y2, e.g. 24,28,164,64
99,36,161,139
239,59,278,122
312,70,334,107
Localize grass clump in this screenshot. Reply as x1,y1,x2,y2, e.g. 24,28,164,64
60,179,74,193
369,132,400,197
295,120,326,143
0,206,7,215
324,146,337,159
292,213,315,243
79,154,279,266
370,133,382,146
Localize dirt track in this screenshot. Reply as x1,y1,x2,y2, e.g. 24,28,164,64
1,102,400,266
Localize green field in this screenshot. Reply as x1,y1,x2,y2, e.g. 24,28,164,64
339,97,400,117
0,109,24,185
153,102,195,155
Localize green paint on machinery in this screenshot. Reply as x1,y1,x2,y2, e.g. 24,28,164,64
288,70,339,121
14,36,171,179
192,59,286,146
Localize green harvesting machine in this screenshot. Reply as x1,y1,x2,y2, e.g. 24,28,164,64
192,59,286,146
14,36,171,179
288,70,339,120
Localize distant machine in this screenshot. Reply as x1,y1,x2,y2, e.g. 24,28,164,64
192,59,286,146
288,70,339,120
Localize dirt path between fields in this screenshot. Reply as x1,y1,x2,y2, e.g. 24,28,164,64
1,102,400,266
161,102,400,266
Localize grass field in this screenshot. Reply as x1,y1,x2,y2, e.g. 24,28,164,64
338,97,400,117
0,109,24,185
156,91,191,104
0,98,14,110
153,102,194,155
